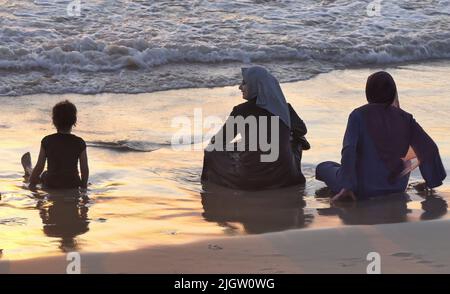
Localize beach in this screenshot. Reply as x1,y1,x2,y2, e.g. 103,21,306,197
1,0,450,278
1,61,449,272
3,217,450,274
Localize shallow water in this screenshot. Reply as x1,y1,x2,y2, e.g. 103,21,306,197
1,61,449,260
0,0,449,95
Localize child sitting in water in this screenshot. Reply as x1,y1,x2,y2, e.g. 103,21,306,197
22,100,89,189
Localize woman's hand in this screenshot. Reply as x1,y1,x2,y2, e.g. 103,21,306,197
331,188,356,203
28,183,37,191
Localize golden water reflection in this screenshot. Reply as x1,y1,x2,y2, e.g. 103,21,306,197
1,62,450,260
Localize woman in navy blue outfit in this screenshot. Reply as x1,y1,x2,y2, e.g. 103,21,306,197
316,71,446,202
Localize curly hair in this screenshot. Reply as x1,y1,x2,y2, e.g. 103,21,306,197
52,100,77,132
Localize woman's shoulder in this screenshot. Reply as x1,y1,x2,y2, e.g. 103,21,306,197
348,106,366,120
356,104,413,119
231,99,258,114
235,99,256,108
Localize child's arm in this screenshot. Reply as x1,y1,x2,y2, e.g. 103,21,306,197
79,149,89,189
29,147,46,188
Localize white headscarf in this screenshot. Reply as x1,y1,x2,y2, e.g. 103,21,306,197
241,66,291,128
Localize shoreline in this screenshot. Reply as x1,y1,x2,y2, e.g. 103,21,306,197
3,59,450,98
2,218,450,274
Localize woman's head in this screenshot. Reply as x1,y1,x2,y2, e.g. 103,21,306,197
52,100,77,132
365,71,398,105
239,78,249,100
240,66,272,101
238,66,292,128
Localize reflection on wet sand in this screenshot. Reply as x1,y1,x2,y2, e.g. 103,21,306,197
202,183,449,232
201,183,314,234
36,190,90,253
317,191,448,225
420,195,448,220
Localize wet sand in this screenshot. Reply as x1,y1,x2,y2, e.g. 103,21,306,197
2,212,450,274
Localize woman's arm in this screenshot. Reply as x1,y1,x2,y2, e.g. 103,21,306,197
29,146,46,188
288,103,310,151
411,120,446,189
333,111,360,202
288,103,307,137
79,149,89,189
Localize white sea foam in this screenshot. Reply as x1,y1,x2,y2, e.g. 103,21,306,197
0,0,449,95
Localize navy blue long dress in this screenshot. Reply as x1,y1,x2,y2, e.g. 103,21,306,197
316,104,446,199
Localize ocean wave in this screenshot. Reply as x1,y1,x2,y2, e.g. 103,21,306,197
0,217,28,226
1,36,450,73
87,140,170,152
0,0,449,95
